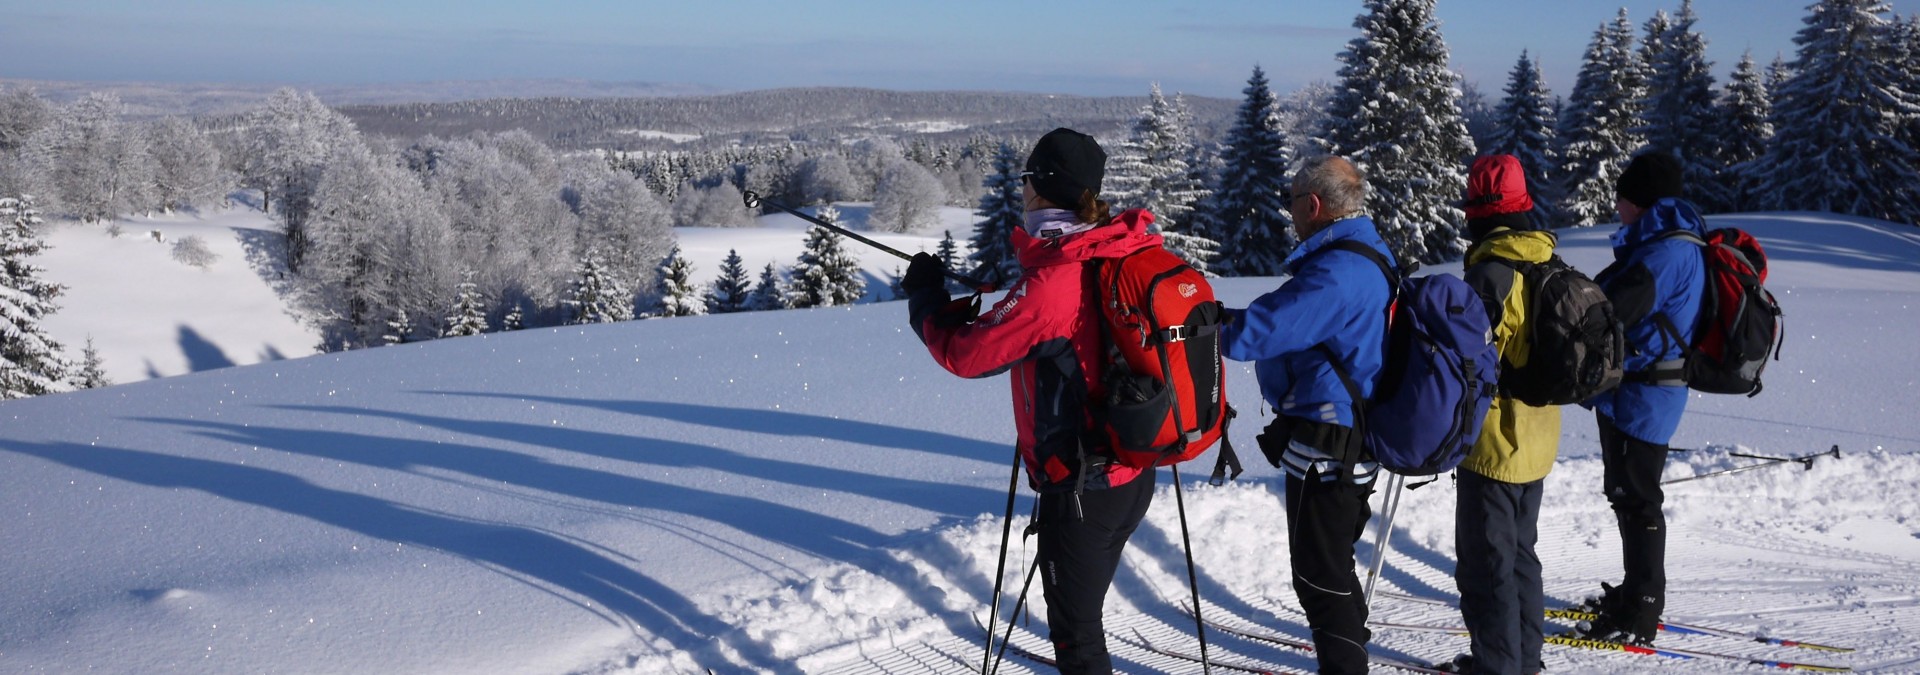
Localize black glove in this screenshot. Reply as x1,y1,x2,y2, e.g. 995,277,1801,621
902,252,947,293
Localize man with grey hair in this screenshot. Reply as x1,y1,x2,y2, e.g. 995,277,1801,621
1219,155,1396,675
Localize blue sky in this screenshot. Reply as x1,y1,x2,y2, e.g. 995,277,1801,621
2,1,1913,99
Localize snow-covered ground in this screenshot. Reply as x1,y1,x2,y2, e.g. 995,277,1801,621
3,210,1917,674
35,203,977,385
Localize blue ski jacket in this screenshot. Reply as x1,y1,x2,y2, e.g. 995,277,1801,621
1220,216,1396,429
1590,198,1707,445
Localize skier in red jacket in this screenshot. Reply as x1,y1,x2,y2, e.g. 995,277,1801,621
902,128,1162,673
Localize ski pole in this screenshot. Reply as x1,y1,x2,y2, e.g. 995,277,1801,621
1663,445,1840,486
982,448,1022,674
742,191,993,291
1729,444,1840,470
1170,464,1213,673
1363,472,1405,612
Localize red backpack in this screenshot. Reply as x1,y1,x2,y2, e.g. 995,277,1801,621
1655,227,1784,396
1091,245,1242,484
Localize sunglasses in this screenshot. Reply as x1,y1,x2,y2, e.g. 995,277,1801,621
1018,170,1053,184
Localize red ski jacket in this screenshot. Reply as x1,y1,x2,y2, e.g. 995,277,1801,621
910,209,1164,493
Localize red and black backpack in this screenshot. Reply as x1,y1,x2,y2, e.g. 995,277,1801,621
1652,227,1784,396
1090,245,1242,485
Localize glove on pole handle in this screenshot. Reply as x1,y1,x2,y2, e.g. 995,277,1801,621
743,191,993,292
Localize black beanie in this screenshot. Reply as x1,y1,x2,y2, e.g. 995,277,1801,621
1025,128,1106,209
1616,151,1685,209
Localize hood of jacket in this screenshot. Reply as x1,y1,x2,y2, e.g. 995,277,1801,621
1467,228,1557,267
1013,207,1164,270
1612,197,1707,254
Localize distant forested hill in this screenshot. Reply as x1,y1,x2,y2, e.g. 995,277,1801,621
332,87,1237,150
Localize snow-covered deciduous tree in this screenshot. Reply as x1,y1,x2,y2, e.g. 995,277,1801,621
1319,0,1476,263
1485,50,1562,229
1198,66,1294,276
441,271,489,338
170,235,219,270
651,246,705,318
1715,52,1775,212
0,195,70,399
304,141,455,349
706,248,753,314
239,89,358,271
1637,0,1726,211
969,143,1023,285
1556,10,1645,226
870,159,946,233
0,88,52,155
1753,0,1920,226
428,134,578,309
147,116,229,213
798,152,857,205
747,262,789,312
566,248,637,324
565,158,674,296
672,181,753,228
23,93,155,224
789,205,864,308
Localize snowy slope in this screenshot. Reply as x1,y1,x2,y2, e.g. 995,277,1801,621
36,207,321,383
2,211,1917,674
34,203,978,385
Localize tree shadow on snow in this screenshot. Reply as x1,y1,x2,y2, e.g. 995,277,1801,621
0,439,778,671
421,391,1007,465
177,325,237,372
129,409,1002,672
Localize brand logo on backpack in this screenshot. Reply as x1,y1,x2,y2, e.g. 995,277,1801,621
1178,283,1199,298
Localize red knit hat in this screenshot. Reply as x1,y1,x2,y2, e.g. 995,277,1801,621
1463,154,1536,220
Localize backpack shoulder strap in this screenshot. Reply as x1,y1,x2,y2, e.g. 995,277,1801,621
1319,239,1399,293
1652,229,1707,247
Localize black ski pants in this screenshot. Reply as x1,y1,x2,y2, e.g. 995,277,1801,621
1597,411,1668,637
1286,463,1376,675
1035,468,1155,674
1454,469,1546,675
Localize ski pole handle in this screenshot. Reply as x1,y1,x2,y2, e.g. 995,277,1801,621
742,191,993,292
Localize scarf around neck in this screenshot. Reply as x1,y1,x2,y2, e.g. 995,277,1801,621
1023,208,1097,239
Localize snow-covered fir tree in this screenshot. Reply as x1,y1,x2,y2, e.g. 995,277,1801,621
1766,54,1794,98
1638,0,1726,211
1753,0,1920,225
1556,10,1645,226
747,262,790,312
382,307,413,345
1107,84,1205,226
71,336,109,390
1319,0,1476,263
0,195,70,399
501,304,525,331
706,248,752,314
1106,84,1217,268
789,205,865,308
1639,10,1674,96
969,143,1023,285
1485,50,1562,228
441,271,489,338
1198,66,1294,276
935,230,967,293
650,247,703,318
1716,52,1775,212
566,249,636,323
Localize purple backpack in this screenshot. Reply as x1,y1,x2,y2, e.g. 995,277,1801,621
1319,241,1497,476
